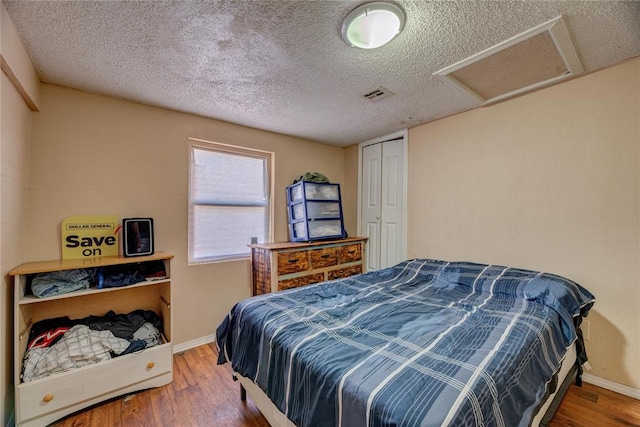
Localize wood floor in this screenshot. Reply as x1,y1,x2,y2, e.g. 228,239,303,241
52,342,640,427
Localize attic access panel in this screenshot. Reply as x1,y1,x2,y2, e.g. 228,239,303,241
434,16,583,105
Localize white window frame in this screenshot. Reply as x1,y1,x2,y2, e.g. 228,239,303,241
188,138,274,264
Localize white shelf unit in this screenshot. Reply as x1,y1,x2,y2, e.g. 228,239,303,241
10,252,174,427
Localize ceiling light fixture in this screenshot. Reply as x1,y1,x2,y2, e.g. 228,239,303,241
341,2,406,49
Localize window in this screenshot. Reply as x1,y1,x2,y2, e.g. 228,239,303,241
188,140,272,264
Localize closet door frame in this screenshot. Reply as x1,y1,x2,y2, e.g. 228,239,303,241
357,129,408,270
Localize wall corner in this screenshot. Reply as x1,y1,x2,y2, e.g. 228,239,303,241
1,3,40,111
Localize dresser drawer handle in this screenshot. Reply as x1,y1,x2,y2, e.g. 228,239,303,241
43,393,54,403
147,362,155,369
320,254,330,259
287,259,298,263
347,250,356,254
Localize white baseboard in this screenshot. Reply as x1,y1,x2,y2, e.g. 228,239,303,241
172,334,217,354
583,373,640,400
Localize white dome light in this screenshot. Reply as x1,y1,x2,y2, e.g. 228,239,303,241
342,2,406,49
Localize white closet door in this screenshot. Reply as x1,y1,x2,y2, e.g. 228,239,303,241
380,139,405,269
362,143,382,271
361,138,406,271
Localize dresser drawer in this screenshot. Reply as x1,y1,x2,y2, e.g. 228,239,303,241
337,243,363,263
83,342,172,397
18,369,85,422
18,343,172,423
309,247,337,269
277,250,310,275
328,265,363,280
279,273,325,291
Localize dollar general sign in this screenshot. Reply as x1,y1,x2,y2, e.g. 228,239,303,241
61,215,119,259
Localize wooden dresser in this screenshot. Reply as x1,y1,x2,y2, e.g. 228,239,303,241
249,237,367,295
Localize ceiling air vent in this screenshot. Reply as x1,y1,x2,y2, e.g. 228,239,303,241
363,86,394,101
433,15,583,105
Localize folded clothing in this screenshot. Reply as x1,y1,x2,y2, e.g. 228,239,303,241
95,264,140,288
97,260,166,288
30,261,167,297
31,269,94,298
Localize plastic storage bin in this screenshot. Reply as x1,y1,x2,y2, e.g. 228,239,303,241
286,181,346,242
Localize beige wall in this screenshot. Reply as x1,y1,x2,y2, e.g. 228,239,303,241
342,144,359,237
407,58,640,389
1,71,33,425
1,4,38,423
26,84,348,346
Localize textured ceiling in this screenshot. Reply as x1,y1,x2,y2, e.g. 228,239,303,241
3,0,640,147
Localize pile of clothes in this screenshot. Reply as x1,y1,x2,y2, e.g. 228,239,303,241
30,260,167,298
22,309,163,382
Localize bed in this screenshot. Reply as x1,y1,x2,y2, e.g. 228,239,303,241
216,259,595,427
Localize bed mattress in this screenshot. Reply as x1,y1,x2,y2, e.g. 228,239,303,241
217,259,594,427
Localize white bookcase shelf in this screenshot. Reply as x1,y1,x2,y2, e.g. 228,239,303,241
10,252,174,427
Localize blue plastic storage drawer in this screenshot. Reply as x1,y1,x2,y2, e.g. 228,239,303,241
286,181,346,242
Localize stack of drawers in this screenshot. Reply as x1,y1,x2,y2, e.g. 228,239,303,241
286,181,346,242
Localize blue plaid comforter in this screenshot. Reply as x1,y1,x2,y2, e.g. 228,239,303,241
216,259,595,427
